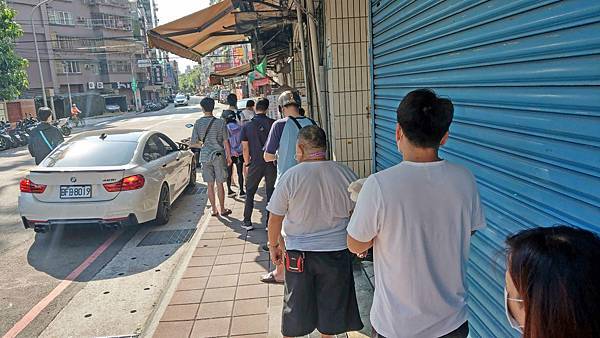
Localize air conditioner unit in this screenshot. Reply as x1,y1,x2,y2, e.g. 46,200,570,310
88,82,96,89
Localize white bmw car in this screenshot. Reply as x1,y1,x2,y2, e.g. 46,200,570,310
18,129,196,232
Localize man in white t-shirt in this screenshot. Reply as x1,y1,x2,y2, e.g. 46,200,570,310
241,99,255,125
267,125,363,337
347,89,486,338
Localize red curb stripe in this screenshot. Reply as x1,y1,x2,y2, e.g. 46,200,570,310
2,230,123,338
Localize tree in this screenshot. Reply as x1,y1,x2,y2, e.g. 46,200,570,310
179,65,202,93
0,0,29,101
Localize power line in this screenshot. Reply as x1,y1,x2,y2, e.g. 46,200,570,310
15,36,144,44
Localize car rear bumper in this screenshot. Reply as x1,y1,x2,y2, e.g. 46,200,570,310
18,192,155,229
22,214,138,230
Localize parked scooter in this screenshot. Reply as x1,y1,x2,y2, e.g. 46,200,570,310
143,99,168,112
15,121,30,144
0,121,26,147
0,123,15,150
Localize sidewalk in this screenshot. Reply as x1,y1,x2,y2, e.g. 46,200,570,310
150,186,373,338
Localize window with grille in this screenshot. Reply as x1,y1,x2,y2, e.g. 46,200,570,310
52,36,77,50
108,61,131,73
60,61,81,74
48,9,74,25
99,14,132,31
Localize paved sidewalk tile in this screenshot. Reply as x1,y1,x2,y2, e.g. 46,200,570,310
153,186,374,337
230,314,269,336
170,289,204,305
154,320,194,338
233,298,268,316
190,317,231,337
161,304,199,321
207,274,239,288
189,256,216,267
177,277,208,291
197,301,234,319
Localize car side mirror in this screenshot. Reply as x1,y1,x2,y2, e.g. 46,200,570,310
185,124,193,128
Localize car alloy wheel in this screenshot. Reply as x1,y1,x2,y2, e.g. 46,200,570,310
155,184,171,225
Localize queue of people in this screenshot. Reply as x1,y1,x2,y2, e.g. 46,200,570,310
191,89,600,338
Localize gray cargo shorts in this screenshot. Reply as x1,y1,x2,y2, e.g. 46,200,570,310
201,154,228,184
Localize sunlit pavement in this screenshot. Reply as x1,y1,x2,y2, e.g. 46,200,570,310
0,97,226,337
147,184,373,338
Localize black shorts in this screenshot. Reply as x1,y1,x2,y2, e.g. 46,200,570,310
282,249,364,336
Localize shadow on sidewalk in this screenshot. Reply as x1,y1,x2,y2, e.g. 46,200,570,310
26,182,208,283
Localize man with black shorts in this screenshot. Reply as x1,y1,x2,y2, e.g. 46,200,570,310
266,125,363,337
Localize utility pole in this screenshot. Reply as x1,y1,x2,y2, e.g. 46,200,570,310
130,58,140,112
30,0,55,114
63,62,73,108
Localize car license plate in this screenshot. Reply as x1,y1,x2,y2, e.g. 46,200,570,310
59,185,92,199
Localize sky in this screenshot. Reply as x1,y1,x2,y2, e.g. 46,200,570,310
154,0,210,73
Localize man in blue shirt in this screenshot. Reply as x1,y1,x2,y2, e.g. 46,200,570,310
260,90,316,284
264,90,316,183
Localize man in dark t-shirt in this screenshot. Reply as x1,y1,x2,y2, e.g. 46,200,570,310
240,98,276,231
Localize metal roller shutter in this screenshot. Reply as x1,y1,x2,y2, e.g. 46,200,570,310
369,1,600,337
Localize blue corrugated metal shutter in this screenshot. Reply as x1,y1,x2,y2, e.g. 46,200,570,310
369,1,600,337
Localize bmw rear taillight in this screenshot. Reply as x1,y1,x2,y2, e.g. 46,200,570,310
103,175,145,192
20,178,47,194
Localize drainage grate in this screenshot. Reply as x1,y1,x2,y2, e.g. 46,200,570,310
187,186,207,195
137,229,196,247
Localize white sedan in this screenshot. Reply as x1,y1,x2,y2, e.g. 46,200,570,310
18,129,196,232
174,94,189,106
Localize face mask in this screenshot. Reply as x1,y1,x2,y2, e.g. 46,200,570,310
504,287,524,334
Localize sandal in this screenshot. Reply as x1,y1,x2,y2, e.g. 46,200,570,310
220,209,233,217
260,271,284,284
211,211,219,217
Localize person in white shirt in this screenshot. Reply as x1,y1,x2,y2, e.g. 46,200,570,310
347,89,486,338
241,99,255,124
267,125,363,337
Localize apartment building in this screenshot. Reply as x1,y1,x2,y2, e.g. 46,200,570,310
9,0,160,116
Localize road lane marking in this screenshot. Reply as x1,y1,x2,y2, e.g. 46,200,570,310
2,230,123,338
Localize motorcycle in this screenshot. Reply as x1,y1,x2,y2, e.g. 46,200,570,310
52,119,72,137
143,100,168,112
0,128,14,150
15,121,30,145
0,121,26,147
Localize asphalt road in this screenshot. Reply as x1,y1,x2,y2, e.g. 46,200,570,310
0,97,224,337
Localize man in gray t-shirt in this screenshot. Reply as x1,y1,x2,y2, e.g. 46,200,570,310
191,97,232,216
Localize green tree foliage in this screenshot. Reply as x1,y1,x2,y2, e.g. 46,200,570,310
179,65,202,93
0,0,29,100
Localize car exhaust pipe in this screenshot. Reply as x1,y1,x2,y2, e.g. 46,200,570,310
101,223,121,231
34,224,50,233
